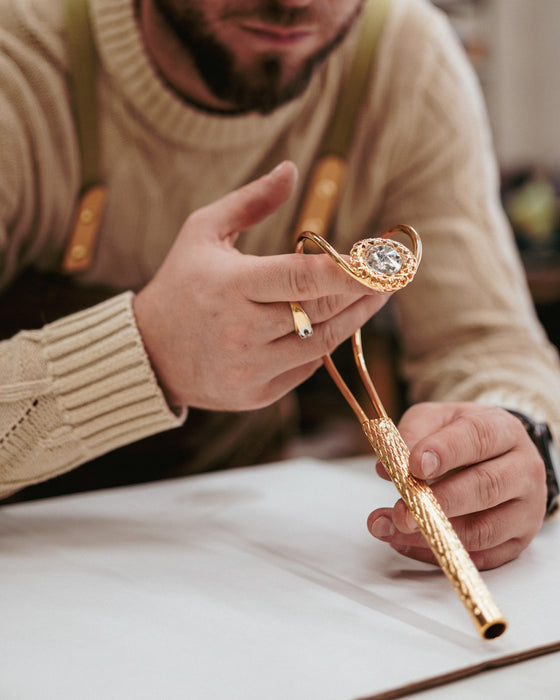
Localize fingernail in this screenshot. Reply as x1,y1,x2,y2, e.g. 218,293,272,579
369,516,395,540
404,510,417,532
270,161,287,175
421,450,439,479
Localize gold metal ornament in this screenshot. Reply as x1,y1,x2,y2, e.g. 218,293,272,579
294,226,507,640
290,302,313,339
295,224,422,292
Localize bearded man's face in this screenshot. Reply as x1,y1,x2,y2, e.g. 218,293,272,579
151,0,365,113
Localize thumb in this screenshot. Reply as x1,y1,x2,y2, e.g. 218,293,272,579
196,161,298,244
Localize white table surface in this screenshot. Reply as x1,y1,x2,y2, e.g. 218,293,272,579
0,456,558,700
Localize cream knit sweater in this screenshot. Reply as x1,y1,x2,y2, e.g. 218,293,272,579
1,0,560,491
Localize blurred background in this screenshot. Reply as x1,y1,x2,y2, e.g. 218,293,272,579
433,0,560,347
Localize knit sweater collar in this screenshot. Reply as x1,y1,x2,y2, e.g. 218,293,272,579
90,0,335,150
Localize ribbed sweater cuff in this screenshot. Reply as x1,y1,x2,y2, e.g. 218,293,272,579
42,292,185,458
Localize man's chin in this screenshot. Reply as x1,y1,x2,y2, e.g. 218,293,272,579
203,55,318,115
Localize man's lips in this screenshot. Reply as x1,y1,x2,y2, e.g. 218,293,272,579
238,21,315,46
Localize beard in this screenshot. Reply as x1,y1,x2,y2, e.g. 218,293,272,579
151,0,364,114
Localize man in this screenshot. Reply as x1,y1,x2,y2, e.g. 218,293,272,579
0,0,558,570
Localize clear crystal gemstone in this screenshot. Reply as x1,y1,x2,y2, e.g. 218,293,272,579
364,244,402,275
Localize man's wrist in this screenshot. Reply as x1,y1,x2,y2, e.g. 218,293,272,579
506,409,560,518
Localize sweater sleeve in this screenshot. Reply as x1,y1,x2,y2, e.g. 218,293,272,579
0,292,185,492
0,5,183,491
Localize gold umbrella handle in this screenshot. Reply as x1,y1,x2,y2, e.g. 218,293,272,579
363,416,507,640
295,228,506,639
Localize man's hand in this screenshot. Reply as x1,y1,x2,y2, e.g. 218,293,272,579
134,161,389,410
367,402,547,570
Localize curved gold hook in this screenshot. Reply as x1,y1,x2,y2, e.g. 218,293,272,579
295,225,422,422
296,225,422,293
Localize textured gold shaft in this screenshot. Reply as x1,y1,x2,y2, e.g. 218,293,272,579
363,417,507,640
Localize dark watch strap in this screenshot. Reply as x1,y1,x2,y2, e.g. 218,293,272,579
506,409,560,518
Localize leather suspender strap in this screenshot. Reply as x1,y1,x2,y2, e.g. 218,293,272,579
292,0,391,243
62,0,107,273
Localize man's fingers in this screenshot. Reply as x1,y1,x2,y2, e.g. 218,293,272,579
241,252,387,303
371,450,544,539
189,161,298,243
367,499,537,570
404,405,527,480
391,457,536,532
257,358,324,407
434,457,544,521
254,288,389,342
367,403,548,571
368,456,523,539
380,540,523,572
251,292,369,340
272,294,389,364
